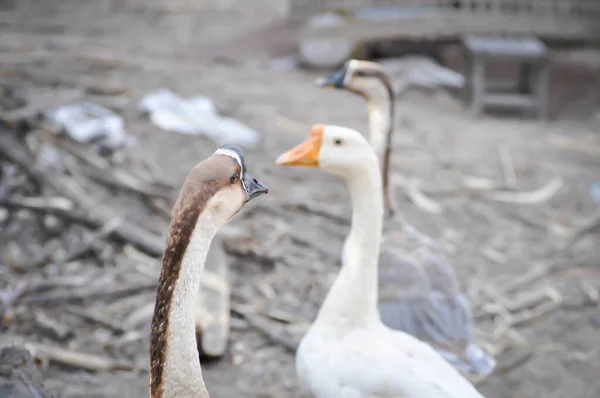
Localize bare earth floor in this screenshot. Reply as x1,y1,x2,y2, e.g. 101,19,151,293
1,1,600,397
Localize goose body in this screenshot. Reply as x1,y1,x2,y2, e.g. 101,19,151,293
149,145,268,398
298,325,482,398
317,60,495,376
277,124,485,398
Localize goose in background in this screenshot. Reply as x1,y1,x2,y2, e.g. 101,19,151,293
276,124,486,398
316,59,496,377
150,145,268,398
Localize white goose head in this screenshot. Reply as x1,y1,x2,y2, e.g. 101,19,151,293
275,124,378,179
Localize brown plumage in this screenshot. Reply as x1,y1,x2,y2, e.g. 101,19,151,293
317,60,395,214
350,63,395,214
348,64,395,105
149,155,242,398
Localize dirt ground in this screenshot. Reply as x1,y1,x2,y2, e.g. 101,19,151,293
1,1,600,397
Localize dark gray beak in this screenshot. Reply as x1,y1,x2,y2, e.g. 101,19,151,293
242,173,268,202
315,65,347,88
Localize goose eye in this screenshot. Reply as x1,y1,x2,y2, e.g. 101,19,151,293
229,173,239,184
334,138,343,146
355,70,366,77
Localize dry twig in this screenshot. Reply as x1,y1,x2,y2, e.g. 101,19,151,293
563,211,600,249
0,337,133,372
22,282,156,305
64,307,125,334
498,145,517,189
230,303,298,353
0,88,84,126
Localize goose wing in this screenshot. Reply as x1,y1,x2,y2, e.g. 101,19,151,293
376,222,495,376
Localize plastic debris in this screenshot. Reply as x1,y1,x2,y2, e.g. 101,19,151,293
45,102,134,149
138,89,260,148
36,142,63,171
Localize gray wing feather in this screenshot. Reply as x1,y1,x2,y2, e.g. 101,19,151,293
376,222,495,376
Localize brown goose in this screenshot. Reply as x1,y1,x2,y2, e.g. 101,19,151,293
316,59,496,376
149,145,268,398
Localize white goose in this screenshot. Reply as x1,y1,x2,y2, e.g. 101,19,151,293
276,124,486,398
149,145,268,398
316,59,495,376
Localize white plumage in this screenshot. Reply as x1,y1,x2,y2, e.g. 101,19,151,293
277,125,485,398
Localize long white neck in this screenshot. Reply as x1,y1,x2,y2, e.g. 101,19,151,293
340,95,393,266
160,214,219,398
316,159,384,329
367,95,393,214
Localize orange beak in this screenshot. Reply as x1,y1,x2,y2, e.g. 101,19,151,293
276,124,324,167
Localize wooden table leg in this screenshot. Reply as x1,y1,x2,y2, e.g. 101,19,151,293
470,54,485,117
534,60,550,120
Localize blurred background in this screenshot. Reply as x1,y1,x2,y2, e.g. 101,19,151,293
1,0,599,397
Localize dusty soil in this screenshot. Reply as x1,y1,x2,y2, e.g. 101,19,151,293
1,1,600,397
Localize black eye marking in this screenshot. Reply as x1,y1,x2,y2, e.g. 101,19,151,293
355,70,366,77
334,138,343,146
230,172,239,184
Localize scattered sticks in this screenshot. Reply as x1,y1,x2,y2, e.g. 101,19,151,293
0,337,133,372
21,282,157,305
0,80,595,389
64,307,125,334
563,210,600,249
55,136,173,200
230,303,299,353
0,130,166,256
0,88,84,126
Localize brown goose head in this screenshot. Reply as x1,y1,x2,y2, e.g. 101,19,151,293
174,144,268,227
316,60,396,217
316,59,394,106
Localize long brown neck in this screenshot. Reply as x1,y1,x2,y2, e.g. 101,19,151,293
150,209,216,398
367,89,394,217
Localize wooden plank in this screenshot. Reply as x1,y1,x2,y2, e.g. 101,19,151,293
463,36,547,59
289,0,600,25
483,93,536,109
195,235,230,358
296,10,599,42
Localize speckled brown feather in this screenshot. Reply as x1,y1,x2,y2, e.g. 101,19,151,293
149,156,241,398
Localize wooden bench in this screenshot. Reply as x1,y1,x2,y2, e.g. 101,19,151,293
462,36,549,119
